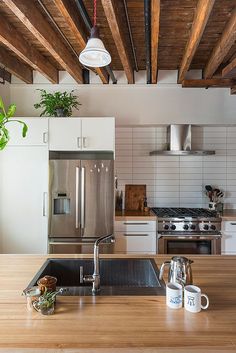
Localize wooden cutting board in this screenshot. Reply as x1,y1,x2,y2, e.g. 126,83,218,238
125,184,146,211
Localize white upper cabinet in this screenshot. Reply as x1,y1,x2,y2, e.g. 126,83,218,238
49,117,115,151
49,118,82,151
81,118,115,151
7,118,48,146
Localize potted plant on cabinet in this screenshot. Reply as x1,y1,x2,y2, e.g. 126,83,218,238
34,89,81,117
0,96,28,150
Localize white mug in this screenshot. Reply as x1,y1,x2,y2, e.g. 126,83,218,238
184,285,209,313
166,282,183,309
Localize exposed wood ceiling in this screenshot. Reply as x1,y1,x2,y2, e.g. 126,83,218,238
0,0,235,93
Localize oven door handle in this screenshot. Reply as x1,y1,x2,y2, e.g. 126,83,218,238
158,234,222,240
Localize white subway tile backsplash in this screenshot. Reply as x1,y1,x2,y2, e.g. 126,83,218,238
115,126,236,209
155,191,179,198
180,185,202,192
179,179,202,186
180,173,202,180
156,185,179,192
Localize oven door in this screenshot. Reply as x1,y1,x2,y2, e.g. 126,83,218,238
158,235,221,255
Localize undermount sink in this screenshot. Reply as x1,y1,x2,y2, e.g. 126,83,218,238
27,258,165,296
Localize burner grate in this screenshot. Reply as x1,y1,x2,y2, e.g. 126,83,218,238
151,207,217,218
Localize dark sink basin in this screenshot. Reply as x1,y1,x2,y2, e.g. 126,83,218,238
27,258,165,296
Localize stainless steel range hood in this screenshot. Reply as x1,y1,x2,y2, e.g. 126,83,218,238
150,125,215,156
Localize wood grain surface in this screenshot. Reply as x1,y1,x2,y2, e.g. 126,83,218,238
0,254,235,351
125,185,146,211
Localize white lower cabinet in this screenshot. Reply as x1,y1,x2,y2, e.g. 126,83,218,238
221,221,236,255
114,220,157,254
0,146,48,254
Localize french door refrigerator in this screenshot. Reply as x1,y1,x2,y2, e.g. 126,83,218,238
48,152,114,254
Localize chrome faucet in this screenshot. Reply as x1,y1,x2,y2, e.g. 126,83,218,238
83,234,114,294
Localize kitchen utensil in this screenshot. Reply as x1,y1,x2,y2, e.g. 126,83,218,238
209,201,217,210
159,256,193,287
184,285,209,313
166,282,183,309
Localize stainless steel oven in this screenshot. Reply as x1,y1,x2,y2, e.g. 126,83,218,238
151,207,222,255
158,235,221,255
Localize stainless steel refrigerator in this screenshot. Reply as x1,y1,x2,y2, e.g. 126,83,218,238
48,152,114,254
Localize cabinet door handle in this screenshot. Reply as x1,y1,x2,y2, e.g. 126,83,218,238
83,137,87,148
43,132,48,144
123,233,149,237
77,137,81,149
230,223,236,225
43,192,48,217
123,222,149,225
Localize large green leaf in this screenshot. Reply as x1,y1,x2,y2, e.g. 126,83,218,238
22,123,28,137
0,112,5,123
0,127,10,150
7,104,16,118
0,96,4,110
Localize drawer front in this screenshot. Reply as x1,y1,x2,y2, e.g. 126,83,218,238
222,232,236,254
115,220,156,232
114,231,156,254
222,221,236,233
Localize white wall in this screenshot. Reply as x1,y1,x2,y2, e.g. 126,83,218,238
0,81,10,108
115,126,236,210
9,70,236,125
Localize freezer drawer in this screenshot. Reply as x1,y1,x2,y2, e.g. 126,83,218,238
49,240,114,254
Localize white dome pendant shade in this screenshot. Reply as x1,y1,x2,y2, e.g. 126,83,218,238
79,26,111,68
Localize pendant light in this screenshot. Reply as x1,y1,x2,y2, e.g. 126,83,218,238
79,0,111,68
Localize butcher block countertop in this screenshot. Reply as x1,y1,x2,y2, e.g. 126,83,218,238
115,210,156,221
221,209,236,220
0,254,236,353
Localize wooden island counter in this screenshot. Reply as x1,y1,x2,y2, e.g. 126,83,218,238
0,254,236,353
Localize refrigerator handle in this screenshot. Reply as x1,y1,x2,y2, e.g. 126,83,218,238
81,166,85,233
75,167,80,229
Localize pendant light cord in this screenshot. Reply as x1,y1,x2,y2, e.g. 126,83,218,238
93,0,97,26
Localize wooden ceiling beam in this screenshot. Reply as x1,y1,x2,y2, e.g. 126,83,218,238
222,57,236,79
101,0,134,84
204,7,236,78
178,0,215,83
3,0,83,83
0,47,33,84
182,79,234,88
0,13,58,83
151,0,160,84
53,0,109,84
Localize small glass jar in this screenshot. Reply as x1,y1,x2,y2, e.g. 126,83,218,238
23,287,41,311
32,297,55,315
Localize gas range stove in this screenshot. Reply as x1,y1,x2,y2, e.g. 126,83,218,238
151,207,221,235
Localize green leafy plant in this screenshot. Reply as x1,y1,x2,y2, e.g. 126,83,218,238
33,288,63,315
0,96,28,150
34,89,81,117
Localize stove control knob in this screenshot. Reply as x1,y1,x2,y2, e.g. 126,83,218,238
190,224,196,230
170,224,176,230
211,224,216,230
203,224,209,230
164,224,169,230
183,224,189,230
